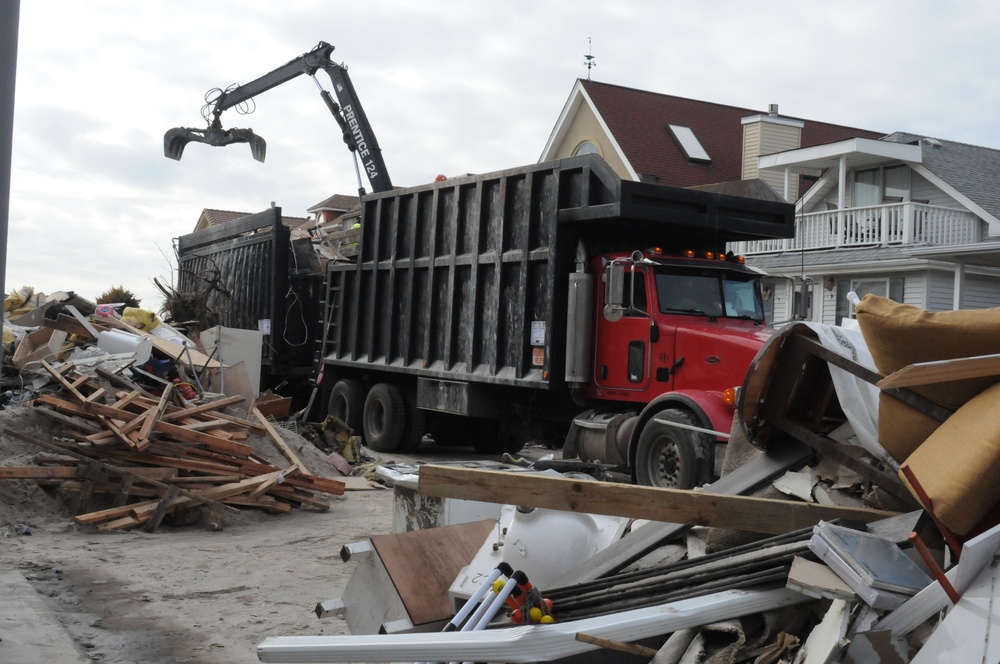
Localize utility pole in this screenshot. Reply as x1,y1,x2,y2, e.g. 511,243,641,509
0,1,20,369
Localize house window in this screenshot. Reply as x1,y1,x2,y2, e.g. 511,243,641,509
836,277,904,320
668,125,712,164
853,165,910,206
573,140,600,157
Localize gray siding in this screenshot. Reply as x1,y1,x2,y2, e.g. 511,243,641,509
903,273,926,308
910,171,959,207
926,271,955,310
962,275,1000,309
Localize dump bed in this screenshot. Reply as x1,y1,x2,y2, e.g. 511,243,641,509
176,208,322,379
322,154,793,389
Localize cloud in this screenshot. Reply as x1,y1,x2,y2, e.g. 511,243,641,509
7,0,1000,311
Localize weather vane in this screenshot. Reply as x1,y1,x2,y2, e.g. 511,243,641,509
583,37,596,80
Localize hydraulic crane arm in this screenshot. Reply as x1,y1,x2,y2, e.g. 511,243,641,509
164,41,392,194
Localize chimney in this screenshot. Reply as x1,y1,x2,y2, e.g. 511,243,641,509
741,104,804,201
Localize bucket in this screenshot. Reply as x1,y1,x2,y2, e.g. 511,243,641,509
97,329,153,363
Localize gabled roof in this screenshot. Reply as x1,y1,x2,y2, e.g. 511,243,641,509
543,79,883,187
306,193,361,214
883,131,1000,224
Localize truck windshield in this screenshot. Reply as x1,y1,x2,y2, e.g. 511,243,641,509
655,270,764,321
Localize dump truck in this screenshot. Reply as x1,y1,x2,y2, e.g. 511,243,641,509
319,154,794,488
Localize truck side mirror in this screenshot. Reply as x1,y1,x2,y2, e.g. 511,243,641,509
604,264,625,322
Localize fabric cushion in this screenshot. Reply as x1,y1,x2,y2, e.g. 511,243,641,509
855,294,1000,409
856,294,1000,460
901,381,1000,536
878,394,945,463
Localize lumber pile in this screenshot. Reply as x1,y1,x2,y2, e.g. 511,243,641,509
4,360,344,532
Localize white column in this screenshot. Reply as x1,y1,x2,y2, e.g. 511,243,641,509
953,259,965,310
837,156,847,248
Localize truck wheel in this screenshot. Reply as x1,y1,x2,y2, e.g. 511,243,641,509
634,409,709,489
329,379,365,435
363,383,406,452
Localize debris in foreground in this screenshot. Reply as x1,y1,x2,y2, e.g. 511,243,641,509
3,361,344,531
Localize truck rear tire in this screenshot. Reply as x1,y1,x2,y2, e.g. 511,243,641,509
329,379,365,435
634,408,709,489
363,383,407,452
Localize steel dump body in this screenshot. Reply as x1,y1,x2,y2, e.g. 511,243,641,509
321,154,793,403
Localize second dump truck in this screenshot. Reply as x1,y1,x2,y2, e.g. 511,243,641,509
319,154,794,488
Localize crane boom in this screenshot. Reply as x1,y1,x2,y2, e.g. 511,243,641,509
164,41,392,194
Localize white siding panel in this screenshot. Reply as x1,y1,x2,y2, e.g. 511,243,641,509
903,274,926,308
819,286,838,325
961,276,1000,309
926,271,955,311
911,172,959,208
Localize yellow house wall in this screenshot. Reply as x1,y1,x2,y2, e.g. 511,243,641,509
743,119,802,201
552,101,632,180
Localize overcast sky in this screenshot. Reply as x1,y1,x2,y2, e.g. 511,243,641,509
8,0,1000,310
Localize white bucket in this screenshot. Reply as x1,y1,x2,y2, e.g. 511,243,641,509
97,329,153,364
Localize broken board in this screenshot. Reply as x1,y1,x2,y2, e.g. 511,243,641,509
369,519,495,627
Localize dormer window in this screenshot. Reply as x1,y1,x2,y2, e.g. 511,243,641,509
668,125,711,164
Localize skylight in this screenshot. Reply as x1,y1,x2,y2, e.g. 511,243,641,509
668,125,711,164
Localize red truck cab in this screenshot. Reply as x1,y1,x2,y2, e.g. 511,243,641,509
564,248,774,488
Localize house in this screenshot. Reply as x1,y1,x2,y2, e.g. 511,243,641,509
734,132,1000,324
542,79,1000,323
305,193,361,230
540,79,881,198
192,207,310,233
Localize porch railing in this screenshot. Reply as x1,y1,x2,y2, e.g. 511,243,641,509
730,202,978,255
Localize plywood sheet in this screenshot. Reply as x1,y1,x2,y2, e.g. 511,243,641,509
370,519,495,626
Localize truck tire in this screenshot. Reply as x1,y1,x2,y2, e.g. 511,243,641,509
633,408,709,489
329,379,365,435
363,383,406,452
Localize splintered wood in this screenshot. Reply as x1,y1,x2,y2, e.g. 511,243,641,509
5,361,344,532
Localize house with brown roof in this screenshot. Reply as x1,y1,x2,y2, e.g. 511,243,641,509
193,207,310,233
542,79,1000,324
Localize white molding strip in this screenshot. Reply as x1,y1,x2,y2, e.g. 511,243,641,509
257,587,808,663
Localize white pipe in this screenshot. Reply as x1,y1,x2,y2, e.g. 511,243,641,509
652,417,730,439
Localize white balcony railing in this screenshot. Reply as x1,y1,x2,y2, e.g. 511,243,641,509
730,202,978,255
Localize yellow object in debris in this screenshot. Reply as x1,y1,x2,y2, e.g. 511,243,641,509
121,307,160,331
4,285,33,312
2,326,15,345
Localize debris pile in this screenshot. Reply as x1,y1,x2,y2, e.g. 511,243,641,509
257,296,1000,663
0,288,347,532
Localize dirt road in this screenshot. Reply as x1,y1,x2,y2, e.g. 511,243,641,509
0,405,526,663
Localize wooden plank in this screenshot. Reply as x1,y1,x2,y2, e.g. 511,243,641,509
878,353,1000,390
575,633,658,658
158,395,246,422
767,415,914,504
252,407,308,474
417,465,898,537
144,485,181,533
0,466,78,479
150,420,253,457
550,441,816,586
33,405,104,435
137,383,174,445
370,520,496,626
247,467,297,499
7,429,240,515
41,360,88,402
